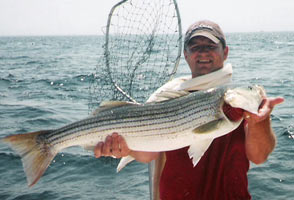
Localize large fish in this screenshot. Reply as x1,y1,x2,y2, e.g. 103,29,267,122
1,85,265,187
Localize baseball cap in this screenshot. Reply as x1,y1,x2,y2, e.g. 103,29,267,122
184,20,226,48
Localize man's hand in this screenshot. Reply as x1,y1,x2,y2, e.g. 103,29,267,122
94,132,131,158
243,96,284,164
243,97,284,123
94,132,160,163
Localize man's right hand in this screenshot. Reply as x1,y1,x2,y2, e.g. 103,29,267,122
94,132,131,159
94,132,160,163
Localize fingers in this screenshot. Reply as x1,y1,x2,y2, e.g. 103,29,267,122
112,133,122,158
244,97,284,123
94,142,103,158
94,132,130,159
259,97,284,116
269,97,284,108
118,135,131,157
104,135,113,156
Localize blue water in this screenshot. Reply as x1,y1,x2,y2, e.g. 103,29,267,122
0,33,294,199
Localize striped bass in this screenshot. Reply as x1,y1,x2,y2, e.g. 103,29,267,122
1,85,265,187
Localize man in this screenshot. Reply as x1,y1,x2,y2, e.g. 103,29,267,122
94,20,284,199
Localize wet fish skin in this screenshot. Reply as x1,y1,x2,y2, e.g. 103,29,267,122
1,85,264,187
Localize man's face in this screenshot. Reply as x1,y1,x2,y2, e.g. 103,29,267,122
184,36,229,78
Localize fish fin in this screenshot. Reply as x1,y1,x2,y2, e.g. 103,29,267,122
193,106,242,139
192,119,224,134
151,90,190,102
91,101,139,116
188,139,213,166
116,155,135,172
1,130,57,187
100,101,139,107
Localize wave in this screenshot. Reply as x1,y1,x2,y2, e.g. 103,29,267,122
274,41,294,46
0,33,293,200
0,55,30,60
0,78,11,86
284,125,294,139
25,60,42,65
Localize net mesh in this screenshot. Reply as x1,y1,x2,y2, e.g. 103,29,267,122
89,0,182,111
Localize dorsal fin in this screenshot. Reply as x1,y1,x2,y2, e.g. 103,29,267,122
100,101,138,107
91,101,139,116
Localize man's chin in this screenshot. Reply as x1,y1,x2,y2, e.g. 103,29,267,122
197,68,213,76
196,65,223,76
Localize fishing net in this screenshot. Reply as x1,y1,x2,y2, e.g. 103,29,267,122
88,1,182,199
89,0,182,111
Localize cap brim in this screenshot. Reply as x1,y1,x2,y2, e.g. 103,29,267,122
189,31,220,44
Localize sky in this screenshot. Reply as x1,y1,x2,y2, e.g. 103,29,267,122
0,0,293,36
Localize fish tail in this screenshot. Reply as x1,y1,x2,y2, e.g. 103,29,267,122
1,130,57,187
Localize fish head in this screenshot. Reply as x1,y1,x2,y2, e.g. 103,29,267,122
224,85,265,114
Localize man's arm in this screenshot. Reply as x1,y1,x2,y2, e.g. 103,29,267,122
244,97,284,164
94,132,159,163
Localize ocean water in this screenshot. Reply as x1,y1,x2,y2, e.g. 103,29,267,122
0,32,293,200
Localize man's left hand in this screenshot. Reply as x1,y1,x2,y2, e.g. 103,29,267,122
244,97,284,124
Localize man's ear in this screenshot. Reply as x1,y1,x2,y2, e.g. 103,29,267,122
224,46,229,60
184,49,188,60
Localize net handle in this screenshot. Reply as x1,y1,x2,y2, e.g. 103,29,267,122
170,0,182,80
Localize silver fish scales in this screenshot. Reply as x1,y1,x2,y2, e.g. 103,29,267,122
48,87,221,146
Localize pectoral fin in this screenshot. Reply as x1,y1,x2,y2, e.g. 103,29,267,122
192,116,242,139
193,119,223,134
117,155,135,172
188,138,213,166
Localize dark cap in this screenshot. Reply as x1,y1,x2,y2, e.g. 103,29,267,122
184,20,226,48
